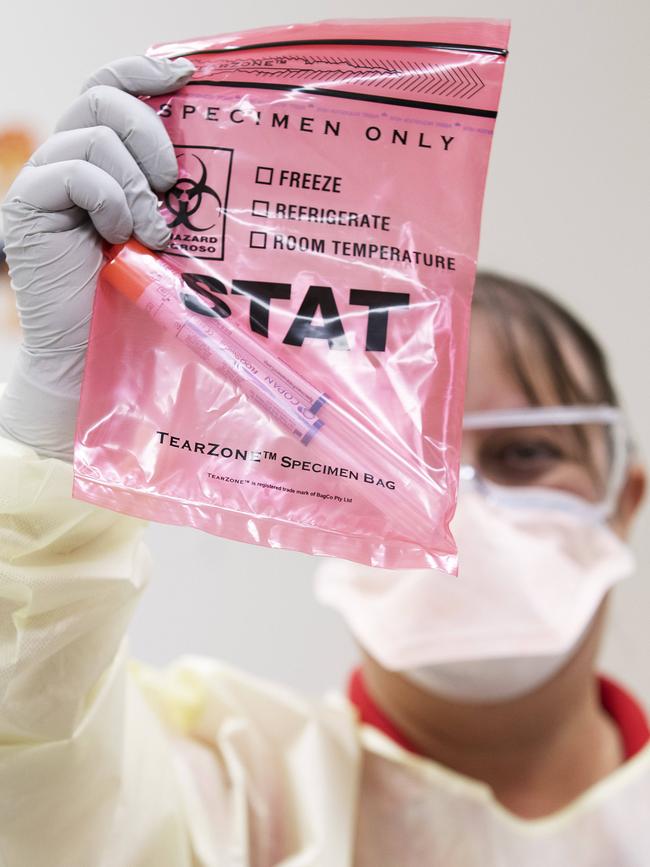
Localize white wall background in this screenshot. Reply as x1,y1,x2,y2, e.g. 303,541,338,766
1,0,649,702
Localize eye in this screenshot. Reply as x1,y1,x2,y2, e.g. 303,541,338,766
499,439,562,464
478,434,566,483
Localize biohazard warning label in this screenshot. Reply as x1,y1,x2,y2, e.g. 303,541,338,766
162,145,234,260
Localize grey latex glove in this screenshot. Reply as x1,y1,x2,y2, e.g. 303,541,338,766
0,55,196,462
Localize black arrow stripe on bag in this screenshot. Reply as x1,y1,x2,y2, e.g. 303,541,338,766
437,64,455,95
255,56,487,100
438,65,460,96
469,66,486,98
400,62,425,92
380,59,403,90
390,60,411,90
455,68,476,99
411,62,442,94
450,66,469,98
373,60,485,99
398,60,425,92
404,61,433,93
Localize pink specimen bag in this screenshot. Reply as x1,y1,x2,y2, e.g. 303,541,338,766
72,18,510,571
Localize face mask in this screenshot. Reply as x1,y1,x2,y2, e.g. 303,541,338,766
403,644,586,704
314,482,635,703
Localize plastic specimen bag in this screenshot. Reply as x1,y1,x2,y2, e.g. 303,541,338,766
72,18,510,570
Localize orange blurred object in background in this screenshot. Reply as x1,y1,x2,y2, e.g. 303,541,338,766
0,127,36,198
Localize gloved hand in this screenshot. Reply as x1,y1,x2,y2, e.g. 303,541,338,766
0,55,196,462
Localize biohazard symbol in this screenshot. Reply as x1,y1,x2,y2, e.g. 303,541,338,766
163,155,222,231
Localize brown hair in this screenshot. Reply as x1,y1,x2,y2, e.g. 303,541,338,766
471,271,619,408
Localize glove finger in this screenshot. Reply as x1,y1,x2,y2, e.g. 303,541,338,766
54,84,181,192
28,127,171,250
4,160,133,245
80,54,195,97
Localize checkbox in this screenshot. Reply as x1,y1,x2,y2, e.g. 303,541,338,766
249,231,268,250
252,199,270,218
255,166,274,185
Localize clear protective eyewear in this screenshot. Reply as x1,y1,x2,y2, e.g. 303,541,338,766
459,404,630,520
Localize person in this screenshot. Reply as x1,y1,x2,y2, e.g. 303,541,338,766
0,55,647,867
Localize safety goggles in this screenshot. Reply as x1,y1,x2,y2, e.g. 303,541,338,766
459,404,630,520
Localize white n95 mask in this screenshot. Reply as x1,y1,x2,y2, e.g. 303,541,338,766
314,404,636,703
